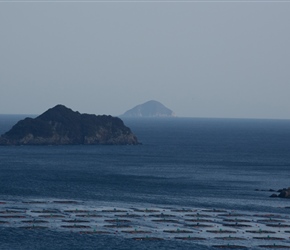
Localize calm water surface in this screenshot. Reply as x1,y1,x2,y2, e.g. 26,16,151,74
0,116,290,249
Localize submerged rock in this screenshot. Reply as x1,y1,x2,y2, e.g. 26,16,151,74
0,105,139,145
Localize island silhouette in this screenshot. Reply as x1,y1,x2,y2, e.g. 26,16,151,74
121,100,175,118
0,105,139,145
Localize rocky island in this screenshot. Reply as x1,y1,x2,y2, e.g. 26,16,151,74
0,105,139,145
121,100,176,118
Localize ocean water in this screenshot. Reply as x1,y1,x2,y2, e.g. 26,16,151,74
0,115,290,249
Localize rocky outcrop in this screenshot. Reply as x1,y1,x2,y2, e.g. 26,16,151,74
121,100,176,118
267,187,290,198
0,105,139,145
276,188,290,198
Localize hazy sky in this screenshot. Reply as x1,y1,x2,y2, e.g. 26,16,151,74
0,1,289,119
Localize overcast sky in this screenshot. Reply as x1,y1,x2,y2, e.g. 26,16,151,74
0,1,289,119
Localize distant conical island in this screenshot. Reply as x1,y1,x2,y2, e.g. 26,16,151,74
0,105,139,145
121,100,176,118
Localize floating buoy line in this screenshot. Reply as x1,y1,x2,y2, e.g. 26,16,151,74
0,199,290,249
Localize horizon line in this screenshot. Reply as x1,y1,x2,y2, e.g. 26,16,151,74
1,0,290,2
0,113,289,121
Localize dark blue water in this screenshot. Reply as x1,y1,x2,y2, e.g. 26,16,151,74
0,115,290,249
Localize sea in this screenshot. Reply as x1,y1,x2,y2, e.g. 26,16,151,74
0,115,290,250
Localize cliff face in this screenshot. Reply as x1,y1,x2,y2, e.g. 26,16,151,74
121,100,175,118
0,105,139,145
